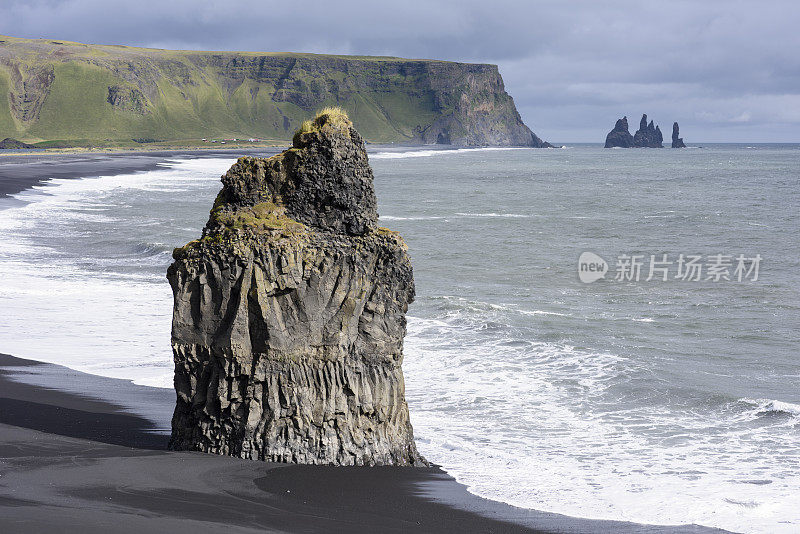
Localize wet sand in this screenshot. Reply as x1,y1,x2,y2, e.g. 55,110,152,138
0,354,729,533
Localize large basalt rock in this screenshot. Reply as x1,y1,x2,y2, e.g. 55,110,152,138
671,122,686,148
604,116,634,148
167,110,426,466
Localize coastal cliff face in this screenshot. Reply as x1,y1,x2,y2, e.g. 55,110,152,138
167,110,426,466
0,35,548,147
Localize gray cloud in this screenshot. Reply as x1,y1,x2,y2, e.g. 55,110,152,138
2,0,798,141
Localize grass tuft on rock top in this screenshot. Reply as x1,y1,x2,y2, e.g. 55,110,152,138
314,107,351,129
292,107,352,146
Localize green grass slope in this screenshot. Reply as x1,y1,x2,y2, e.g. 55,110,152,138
0,35,548,147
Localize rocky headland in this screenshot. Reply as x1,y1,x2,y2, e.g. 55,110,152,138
671,122,686,148
167,109,426,466
0,35,549,148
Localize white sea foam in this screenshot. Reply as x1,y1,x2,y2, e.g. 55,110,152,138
404,308,800,534
738,398,800,420
370,147,529,159
454,212,532,218
518,309,571,317
379,215,447,221
380,213,534,221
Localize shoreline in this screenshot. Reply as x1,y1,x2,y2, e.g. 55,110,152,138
0,145,518,200
0,148,284,198
0,353,727,534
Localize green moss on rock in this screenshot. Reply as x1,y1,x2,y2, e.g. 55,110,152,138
212,201,306,233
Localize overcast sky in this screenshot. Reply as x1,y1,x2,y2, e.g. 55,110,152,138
2,0,798,142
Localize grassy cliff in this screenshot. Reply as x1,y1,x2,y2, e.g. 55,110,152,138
0,35,549,147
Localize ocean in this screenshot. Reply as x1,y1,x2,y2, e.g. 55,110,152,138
0,145,798,533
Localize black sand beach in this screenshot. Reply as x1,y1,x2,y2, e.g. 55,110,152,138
0,354,728,534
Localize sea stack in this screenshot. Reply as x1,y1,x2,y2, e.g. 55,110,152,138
671,122,686,148
167,108,426,466
633,114,663,148
604,116,635,148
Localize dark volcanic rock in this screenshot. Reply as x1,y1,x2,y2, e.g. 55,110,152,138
0,137,35,149
214,114,377,236
107,85,150,115
672,122,686,148
167,109,426,466
633,114,664,148
604,116,634,148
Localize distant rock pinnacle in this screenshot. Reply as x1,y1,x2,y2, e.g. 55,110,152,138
605,116,635,148
632,114,663,148
672,122,686,148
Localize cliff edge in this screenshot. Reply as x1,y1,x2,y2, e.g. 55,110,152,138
0,35,548,147
167,109,426,466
